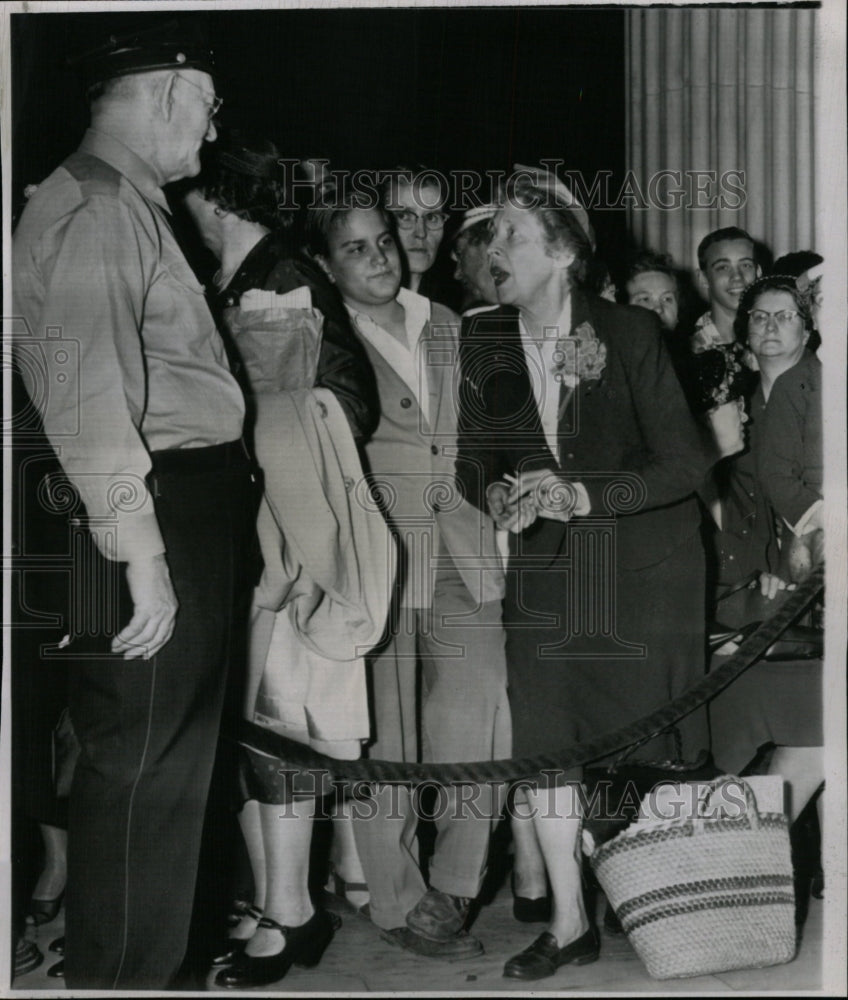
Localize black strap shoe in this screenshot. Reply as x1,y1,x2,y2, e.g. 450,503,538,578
214,910,340,988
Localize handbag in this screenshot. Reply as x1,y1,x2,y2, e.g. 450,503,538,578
583,727,719,850
591,775,796,979
223,297,323,395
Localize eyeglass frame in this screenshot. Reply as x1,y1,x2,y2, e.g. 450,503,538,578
747,308,802,331
392,207,449,232
175,73,223,120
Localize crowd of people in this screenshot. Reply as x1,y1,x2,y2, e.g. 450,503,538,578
12,24,824,990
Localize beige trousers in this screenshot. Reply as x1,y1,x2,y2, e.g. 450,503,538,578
352,560,510,930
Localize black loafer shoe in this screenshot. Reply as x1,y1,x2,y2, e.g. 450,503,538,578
49,936,65,955
214,911,340,989
503,927,600,981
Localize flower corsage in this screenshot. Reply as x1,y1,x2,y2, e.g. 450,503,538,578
551,321,607,389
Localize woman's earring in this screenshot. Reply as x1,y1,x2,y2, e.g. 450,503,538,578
213,206,226,218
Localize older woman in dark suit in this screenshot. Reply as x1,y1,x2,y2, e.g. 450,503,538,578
457,170,710,981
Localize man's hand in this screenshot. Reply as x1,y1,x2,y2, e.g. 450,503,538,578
112,553,179,660
486,481,539,533
506,469,579,524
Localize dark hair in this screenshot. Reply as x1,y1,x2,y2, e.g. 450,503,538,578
697,226,755,271
383,163,448,210
508,174,594,287
305,187,395,260
770,250,823,278
734,275,817,348
624,248,678,288
188,131,292,231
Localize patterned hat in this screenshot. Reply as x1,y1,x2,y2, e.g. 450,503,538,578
512,163,595,250
455,204,498,239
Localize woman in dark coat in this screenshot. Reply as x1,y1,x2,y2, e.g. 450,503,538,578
456,169,710,981
708,275,824,810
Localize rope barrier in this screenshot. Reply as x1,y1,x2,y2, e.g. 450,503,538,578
238,565,823,785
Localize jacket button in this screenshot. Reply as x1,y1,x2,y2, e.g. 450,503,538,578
566,452,575,460
400,397,412,409
431,445,438,455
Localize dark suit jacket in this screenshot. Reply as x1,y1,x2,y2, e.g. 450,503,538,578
757,350,822,528
456,291,709,571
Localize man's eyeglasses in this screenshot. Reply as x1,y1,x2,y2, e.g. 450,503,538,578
748,308,801,331
176,74,223,120
394,208,448,232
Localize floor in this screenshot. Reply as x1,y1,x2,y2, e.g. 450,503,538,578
13,878,826,995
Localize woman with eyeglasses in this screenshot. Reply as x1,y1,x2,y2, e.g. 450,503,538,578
384,164,460,307
706,273,822,629
181,134,388,988
707,273,823,914
738,275,822,558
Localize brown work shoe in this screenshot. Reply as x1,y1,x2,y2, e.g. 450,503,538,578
380,926,483,960
406,889,471,941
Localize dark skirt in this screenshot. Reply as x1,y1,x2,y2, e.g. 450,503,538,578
504,537,708,769
708,656,823,774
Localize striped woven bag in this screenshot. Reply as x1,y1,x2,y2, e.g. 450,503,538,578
591,775,796,979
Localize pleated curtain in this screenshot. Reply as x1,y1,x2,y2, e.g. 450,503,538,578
625,7,817,271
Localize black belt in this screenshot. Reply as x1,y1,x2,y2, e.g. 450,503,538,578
149,439,252,475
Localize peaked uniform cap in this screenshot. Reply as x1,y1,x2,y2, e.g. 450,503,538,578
67,19,214,90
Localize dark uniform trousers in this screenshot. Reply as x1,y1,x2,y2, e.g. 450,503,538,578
64,442,258,990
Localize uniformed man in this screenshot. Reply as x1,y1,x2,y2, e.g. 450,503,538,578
13,22,257,989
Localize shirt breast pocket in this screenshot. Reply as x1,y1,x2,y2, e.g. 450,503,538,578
147,255,211,346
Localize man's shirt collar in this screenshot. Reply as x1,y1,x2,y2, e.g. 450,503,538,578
79,128,169,212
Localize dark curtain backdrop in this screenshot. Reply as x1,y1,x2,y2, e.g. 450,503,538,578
11,7,628,267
